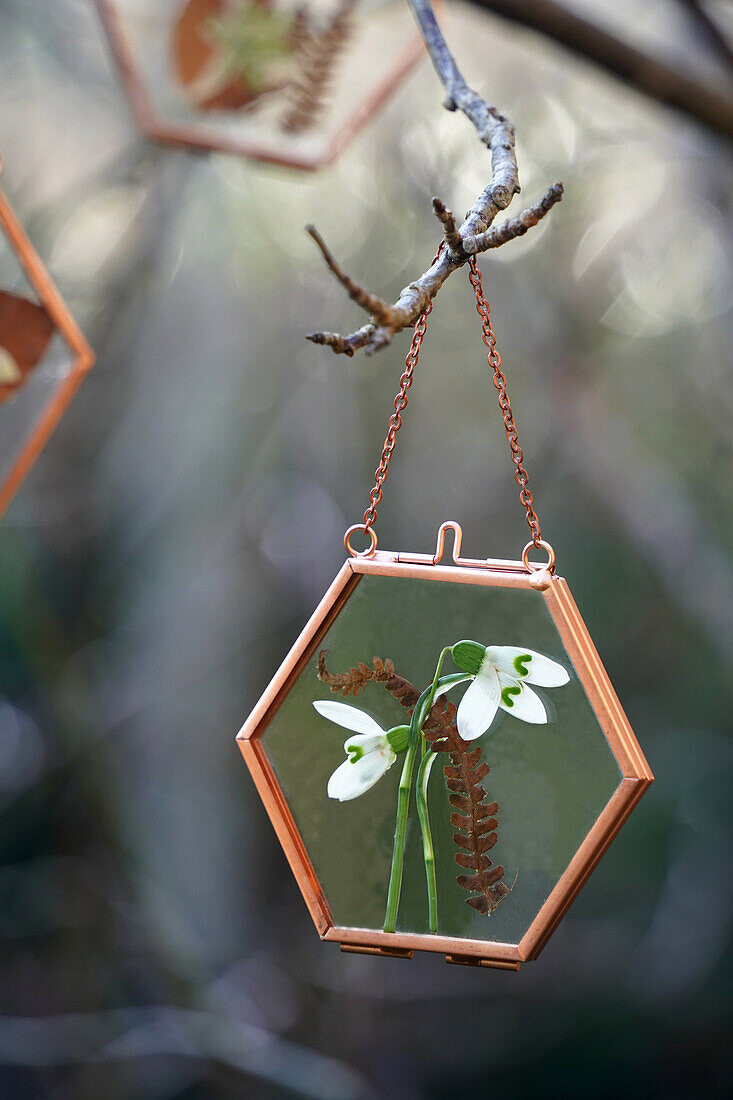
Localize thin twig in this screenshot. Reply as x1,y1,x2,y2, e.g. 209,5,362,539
305,0,563,357
431,198,464,257
305,226,394,326
463,181,564,252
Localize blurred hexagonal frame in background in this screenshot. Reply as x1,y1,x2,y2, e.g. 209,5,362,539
0,168,95,521
237,529,653,970
93,0,427,171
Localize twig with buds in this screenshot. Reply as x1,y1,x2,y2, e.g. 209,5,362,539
306,0,563,357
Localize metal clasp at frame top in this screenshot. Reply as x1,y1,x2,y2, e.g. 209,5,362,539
344,521,556,589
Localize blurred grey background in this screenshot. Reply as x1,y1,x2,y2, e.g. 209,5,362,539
0,0,731,1097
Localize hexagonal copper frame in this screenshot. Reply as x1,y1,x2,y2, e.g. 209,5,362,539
237,528,653,969
0,181,95,520
93,0,426,172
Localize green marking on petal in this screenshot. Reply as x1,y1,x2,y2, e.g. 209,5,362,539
513,653,532,678
346,742,364,762
451,640,486,675
501,684,521,708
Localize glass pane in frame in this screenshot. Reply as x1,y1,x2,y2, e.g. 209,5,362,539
257,570,625,948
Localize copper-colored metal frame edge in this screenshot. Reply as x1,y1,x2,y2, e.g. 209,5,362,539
93,0,426,172
352,553,536,589
544,579,654,781
238,737,333,935
520,775,649,960
236,561,359,937
517,576,653,959
0,188,95,520
324,924,523,963
93,0,158,140
237,560,356,744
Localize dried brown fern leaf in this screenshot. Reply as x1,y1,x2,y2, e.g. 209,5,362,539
317,650,419,711
384,673,420,713
423,698,510,914
317,650,393,696
289,7,313,58
280,0,356,134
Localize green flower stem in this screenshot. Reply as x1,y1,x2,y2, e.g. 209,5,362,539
416,646,452,729
416,748,439,933
383,738,418,933
383,648,452,934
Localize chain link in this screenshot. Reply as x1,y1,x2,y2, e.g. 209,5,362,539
358,249,544,551
467,256,544,549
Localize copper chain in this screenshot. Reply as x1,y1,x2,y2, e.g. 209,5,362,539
360,250,543,549
467,256,543,548
362,297,433,531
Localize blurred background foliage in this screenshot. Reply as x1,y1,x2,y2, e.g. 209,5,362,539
0,0,731,1097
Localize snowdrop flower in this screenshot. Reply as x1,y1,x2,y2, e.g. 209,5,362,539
313,700,409,802
450,641,570,740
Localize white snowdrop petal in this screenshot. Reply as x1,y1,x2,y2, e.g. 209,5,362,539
327,750,394,801
485,646,569,687
342,732,388,756
456,663,500,740
327,759,367,801
498,679,547,724
356,749,395,786
313,699,385,737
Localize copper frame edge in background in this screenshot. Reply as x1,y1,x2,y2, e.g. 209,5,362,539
0,187,95,519
93,0,427,171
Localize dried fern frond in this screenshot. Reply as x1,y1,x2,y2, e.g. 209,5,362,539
317,650,418,710
423,698,510,914
280,0,356,133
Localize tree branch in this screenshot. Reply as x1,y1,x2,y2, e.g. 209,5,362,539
466,0,733,140
676,0,733,76
306,0,563,357
413,0,519,224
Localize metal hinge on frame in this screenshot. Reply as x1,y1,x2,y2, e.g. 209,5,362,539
339,944,414,959
338,943,520,969
445,954,521,971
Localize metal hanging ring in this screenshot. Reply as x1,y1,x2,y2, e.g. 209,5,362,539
521,539,556,574
344,523,378,558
